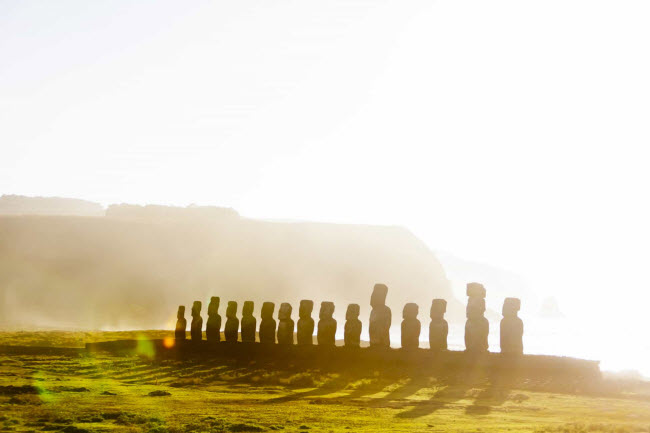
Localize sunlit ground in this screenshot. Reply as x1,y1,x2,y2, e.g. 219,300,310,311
1,331,650,433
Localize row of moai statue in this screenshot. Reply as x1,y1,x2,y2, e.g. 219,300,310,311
174,283,523,353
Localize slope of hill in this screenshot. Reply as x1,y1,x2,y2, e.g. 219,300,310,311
0,195,104,216
0,209,456,330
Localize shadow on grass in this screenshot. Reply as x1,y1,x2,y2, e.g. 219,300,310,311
394,380,471,419
263,375,354,404
464,374,514,415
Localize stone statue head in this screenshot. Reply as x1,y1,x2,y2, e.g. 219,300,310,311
320,301,335,319
208,297,220,316
299,300,314,319
346,304,360,320
261,302,275,319
177,305,185,319
430,299,447,319
466,282,486,298
466,297,485,319
191,301,202,318
242,301,254,317
371,283,388,308
279,303,292,320
226,301,237,318
403,303,418,319
502,297,520,317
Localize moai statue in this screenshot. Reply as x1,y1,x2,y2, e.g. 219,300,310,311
206,297,221,342
401,303,421,349
175,306,187,341
297,300,315,345
317,302,337,346
240,301,256,343
344,304,362,347
259,302,277,344
465,283,489,353
429,299,448,351
369,283,391,347
500,297,523,355
190,301,203,342
224,301,239,343
277,303,295,345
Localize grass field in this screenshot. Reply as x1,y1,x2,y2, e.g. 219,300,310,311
1,331,649,433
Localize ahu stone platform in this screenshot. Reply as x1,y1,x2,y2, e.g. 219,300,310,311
86,281,600,381
85,339,601,381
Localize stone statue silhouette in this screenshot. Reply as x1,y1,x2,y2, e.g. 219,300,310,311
240,301,256,343
429,299,448,351
190,301,203,342
224,301,239,343
206,297,221,343
175,305,187,341
297,300,315,345
277,303,294,345
317,302,337,346
259,302,276,344
369,283,391,347
465,283,489,353
500,297,523,354
344,304,362,347
401,303,420,349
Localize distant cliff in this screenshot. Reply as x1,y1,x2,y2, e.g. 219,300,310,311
106,203,239,220
0,200,458,331
0,195,104,216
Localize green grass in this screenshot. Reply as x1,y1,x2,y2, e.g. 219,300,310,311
0,330,176,348
1,331,650,433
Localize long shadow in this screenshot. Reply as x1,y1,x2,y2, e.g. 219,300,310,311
464,374,514,415
340,376,407,403
378,376,428,401
339,376,431,411
263,385,343,404
394,356,518,419
394,376,474,419
263,375,356,404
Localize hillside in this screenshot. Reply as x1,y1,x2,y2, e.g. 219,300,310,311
0,194,104,216
0,209,456,330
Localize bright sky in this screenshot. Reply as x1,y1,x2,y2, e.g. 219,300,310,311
2,1,649,373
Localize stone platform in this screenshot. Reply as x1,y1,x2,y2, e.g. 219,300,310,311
85,339,601,381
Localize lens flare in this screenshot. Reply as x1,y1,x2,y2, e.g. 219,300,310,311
136,334,155,358
163,337,175,349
